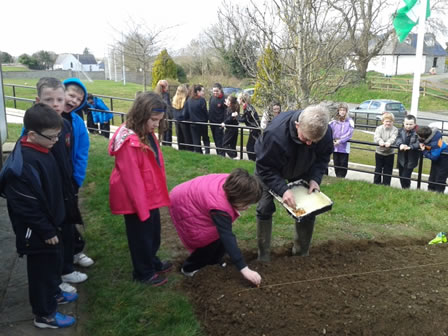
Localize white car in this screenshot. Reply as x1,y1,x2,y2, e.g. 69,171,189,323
243,88,255,96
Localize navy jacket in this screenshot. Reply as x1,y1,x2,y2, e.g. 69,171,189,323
209,95,227,123
255,110,333,197
184,97,208,122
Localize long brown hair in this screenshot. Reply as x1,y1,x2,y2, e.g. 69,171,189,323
126,92,166,147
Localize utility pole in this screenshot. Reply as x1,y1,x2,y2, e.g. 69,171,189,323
122,33,126,85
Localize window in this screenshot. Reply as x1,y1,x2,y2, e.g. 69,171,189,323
359,101,371,109
433,57,438,67
70,62,73,69
370,101,381,110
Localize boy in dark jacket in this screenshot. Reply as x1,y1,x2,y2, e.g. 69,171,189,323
417,126,448,193
0,104,77,328
255,104,333,261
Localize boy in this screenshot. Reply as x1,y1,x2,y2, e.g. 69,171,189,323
373,112,398,186
62,78,94,282
170,168,262,286
87,93,113,139
395,115,420,189
36,77,88,290
416,126,448,193
0,104,77,328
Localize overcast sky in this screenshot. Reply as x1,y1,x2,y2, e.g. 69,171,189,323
0,0,226,58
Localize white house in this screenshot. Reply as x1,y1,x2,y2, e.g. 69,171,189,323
367,33,447,76
54,53,101,71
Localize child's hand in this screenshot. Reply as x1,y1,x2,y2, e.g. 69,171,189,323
379,140,385,146
419,143,425,151
384,142,390,148
399,144,406,151
232,112,238,117
221,123,225,128
45,235,59,245
240,267,262,286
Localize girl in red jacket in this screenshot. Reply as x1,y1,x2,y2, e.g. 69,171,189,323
109,92,172,286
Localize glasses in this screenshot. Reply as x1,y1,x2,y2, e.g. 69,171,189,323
34,130,61,141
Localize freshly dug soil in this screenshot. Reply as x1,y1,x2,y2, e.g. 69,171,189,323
161,209,448,336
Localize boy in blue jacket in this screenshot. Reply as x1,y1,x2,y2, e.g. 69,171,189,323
0,104,77,328
87,93,113,139
417,126,448,193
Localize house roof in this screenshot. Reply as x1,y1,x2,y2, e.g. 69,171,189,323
378,33,447,56
76,54,97,65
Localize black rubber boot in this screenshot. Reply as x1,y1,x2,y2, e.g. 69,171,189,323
292,217,315,256
257,218,272,262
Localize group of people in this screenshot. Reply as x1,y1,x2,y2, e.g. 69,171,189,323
1,75,447,331
0,77,95,328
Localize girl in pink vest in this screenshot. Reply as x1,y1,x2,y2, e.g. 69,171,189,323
109,92,171,287
170,168,263,286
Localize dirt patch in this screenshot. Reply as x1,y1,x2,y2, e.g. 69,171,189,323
160,209,448,336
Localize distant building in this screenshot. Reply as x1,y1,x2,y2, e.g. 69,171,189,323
54,53,101,71
367,33,447,76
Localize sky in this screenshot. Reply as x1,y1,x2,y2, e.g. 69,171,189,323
0,0,226,58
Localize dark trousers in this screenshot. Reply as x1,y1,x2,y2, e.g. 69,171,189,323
182,239,226,272
162,120,173,147
210,125,225,156
124,209,163,281
86,112,98,134
398,164,414,189
100,122,110,139
175,121,193,151
333,152,349,178
73,227,86,255
190,124,210,154
374,153,394,186
246,131,259,161
27,251,62,317
428,155,448,193
223,128,238,158
61,223,75,275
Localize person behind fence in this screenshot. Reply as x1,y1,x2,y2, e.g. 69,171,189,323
373,112,398,186
184,84,210,154
108,92,172,286
255,104,333,262
416,126,448,193
329,102,354,178
395,115,420,189
172,84,193,151
169,168,262,286
155,79,173,147
260,101,281,130
0,104,78,329
87,94,113,139
221,95,240,159
238,92,260,161
209,83,227,157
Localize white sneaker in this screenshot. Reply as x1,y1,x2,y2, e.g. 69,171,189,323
61,271,88,284
73,253,94,267
181,267,199,277
59,282,77,293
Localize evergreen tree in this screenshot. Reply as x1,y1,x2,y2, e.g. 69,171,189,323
151,49,178,88
253,45,282,107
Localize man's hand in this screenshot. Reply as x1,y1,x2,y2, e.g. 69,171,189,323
240,267,262,286
45,235,59,245
308,180,320,194
282,189,296,209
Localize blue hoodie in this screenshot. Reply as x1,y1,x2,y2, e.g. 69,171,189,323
63,78,89,187
90,96,114,124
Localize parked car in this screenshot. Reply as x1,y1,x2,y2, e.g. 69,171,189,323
243,88,255,96
223,87,242,97
349,99,407,121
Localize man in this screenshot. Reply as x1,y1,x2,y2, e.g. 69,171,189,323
255,104,333,261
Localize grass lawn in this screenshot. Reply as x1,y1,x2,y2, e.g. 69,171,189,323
78,134,448,335
1,65,31,72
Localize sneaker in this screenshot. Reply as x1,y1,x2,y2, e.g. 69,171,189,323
55,291,78,305
140,274,168,287
156,261,173,274
34,312,76,329
59,282,77,293
61,271,88,284
181,267,199,277
73,252,94,267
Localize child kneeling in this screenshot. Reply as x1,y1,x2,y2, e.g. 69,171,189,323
170,168,262,286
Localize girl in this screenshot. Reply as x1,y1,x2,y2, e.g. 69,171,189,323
260,101,281,130
172,85,193,151
109,92,172,286
238,93,260,161
184,84,210,154
221,95,240,159
329,103,354,178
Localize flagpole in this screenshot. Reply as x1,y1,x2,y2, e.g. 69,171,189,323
410,0,429,118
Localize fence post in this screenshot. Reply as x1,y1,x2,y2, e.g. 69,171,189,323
416,152,424,189
12,86,16,108
239,127,244,160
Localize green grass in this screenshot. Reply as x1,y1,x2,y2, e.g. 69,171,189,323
1,65,31,72
5,123,22,142
79,134,448,335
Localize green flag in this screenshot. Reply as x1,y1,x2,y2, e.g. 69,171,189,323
393,0,431,43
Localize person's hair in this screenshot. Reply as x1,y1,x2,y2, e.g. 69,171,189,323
227,95,239,113
135,91,143,98
298,104,330,141
270,101,281,111
87,93,94,101
65,83,85,98
24,103,63,132
223,168,262,206
126,92,166,147
190,84,203,99
416,126,432,140
212,83,222,91
381,112,395,122
154,80,169,95
239,92,251,105
36,77,64,97
335,102,349,121
404,114,416,123
172,85,188,109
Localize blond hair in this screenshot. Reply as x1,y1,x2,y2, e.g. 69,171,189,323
298,104,330,141
172,85,188,109
381,112,395,122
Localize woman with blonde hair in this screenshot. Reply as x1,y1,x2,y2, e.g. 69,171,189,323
172,85,192,151
155,80,173,146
